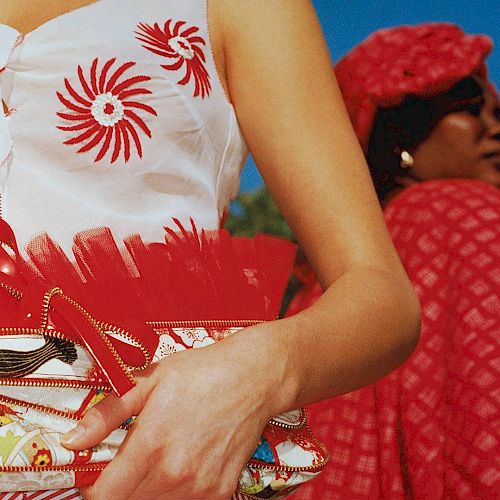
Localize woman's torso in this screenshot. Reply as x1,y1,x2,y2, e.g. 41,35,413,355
0,0,247,252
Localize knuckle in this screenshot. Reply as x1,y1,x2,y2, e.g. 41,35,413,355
147,449,188,486
219,485,236,499
144,444,165,468
194,479,233,500
204,486,233,500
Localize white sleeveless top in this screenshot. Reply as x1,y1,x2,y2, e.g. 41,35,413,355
0,0,247,252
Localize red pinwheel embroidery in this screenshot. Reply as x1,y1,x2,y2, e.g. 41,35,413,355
135,20,211,98
56,58,158,164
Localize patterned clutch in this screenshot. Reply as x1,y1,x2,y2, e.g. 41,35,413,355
0,218,328,498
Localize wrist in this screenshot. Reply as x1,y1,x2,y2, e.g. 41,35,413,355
220,320,302,418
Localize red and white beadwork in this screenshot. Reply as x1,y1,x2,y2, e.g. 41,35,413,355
56,58,157,164
135,20,211,98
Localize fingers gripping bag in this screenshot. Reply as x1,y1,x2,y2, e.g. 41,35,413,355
0,218,328,499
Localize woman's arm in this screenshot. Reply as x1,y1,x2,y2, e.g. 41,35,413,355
71,2,420,498
214,0,420,405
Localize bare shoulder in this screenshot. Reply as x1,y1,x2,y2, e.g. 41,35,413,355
210,0,321,50
210,0,317,27
208,0,320,97
209,0,391,285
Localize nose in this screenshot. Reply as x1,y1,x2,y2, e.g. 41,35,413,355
485,102,500,141
487,121,500,142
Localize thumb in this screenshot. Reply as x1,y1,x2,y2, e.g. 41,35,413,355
61,378,150,450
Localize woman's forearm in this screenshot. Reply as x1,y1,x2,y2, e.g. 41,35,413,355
224,263,420,417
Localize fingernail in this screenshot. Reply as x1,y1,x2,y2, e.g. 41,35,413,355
61,425,86,446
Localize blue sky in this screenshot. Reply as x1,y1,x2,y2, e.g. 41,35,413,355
240,0,499,191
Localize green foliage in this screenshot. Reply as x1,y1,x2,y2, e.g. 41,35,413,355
225,187,295,241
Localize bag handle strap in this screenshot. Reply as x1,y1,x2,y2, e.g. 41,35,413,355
49,288,136,397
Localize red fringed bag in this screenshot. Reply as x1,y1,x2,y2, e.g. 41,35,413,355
0,218,328,499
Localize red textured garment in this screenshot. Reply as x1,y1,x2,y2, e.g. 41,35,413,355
289,179,500,499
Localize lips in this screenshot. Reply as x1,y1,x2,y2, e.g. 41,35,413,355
484,151,500,159
482,151,500,173
484,151,500,165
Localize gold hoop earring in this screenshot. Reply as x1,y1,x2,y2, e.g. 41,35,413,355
399,150,414,169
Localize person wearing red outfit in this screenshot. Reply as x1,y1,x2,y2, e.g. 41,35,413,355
289,23,500,499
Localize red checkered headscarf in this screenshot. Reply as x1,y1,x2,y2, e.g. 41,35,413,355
335,23,494,152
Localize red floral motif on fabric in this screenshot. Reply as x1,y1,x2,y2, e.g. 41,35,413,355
56,58,157,164
72,448,93,465
31,448,53,468
135,20,211,98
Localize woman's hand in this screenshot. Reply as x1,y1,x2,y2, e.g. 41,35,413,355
63,327,287,499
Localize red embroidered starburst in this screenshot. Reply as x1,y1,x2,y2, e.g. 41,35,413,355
135,20,211,98
56,58,158,164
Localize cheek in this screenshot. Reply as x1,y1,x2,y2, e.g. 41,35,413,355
435,115,482,150
412,115,483,180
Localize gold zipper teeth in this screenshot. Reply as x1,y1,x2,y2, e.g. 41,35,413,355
247,461,326,473
40,287,63,329
268,419,304,429
0,395,80,421
148,319,264,328
96,320,152,371
249,441,329,473
0,279,151,372
0,281,22,300
0,377,109,391
248,410,330,473
63,294,152,374
268,408,307,430
1,283,263,371
0,463,106,473
0,327,86,349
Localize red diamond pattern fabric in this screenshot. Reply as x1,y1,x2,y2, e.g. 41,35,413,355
290,179,500,499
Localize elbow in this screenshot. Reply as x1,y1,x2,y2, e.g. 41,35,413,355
392,281,421,368
405,291,421,355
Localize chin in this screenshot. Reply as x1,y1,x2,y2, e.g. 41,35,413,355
474,161,500,188
479,172,500,188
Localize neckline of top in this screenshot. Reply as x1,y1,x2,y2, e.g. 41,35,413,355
0,0,103,39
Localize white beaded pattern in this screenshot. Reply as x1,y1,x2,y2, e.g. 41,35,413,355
168,36,195,60
90,93,125,127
